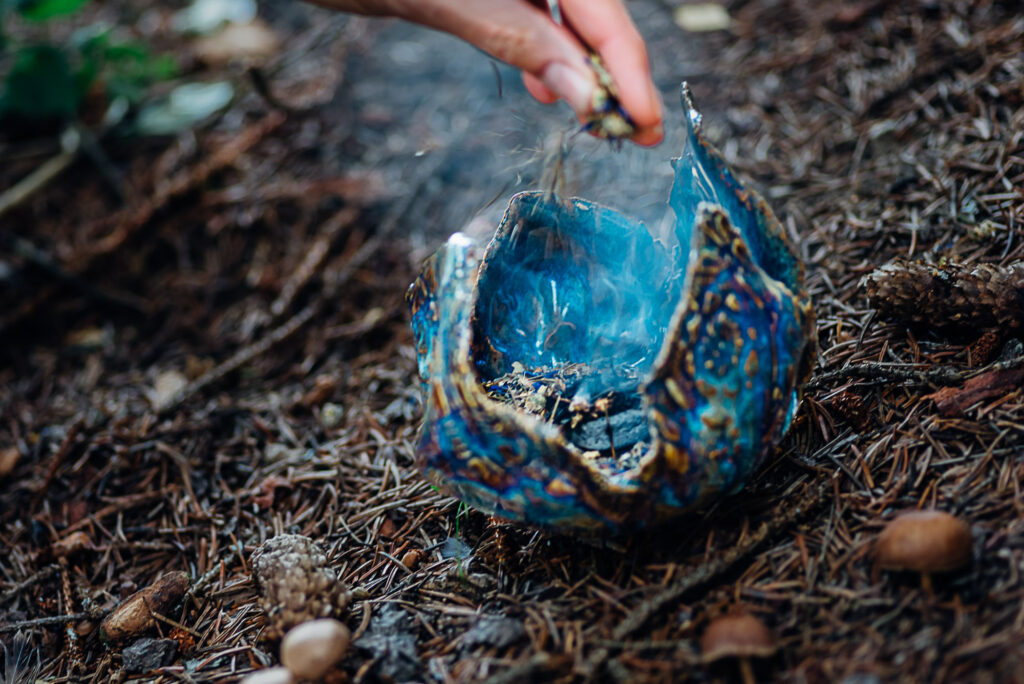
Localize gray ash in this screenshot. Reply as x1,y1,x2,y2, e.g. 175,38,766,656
482,362,651,467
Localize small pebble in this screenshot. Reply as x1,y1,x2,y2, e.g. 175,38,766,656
240,667,295,684
673,3,731,32
280,619,350,680
320,403,344,428
122,637,178,674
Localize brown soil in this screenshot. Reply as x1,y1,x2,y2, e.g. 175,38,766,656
2,1,1023,682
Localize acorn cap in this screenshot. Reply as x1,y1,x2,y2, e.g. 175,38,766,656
700,613,777,662
874,509,971,573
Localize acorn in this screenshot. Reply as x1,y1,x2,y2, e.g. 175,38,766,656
100,572,190,641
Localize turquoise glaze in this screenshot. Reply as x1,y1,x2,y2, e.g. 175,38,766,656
406,84,815,532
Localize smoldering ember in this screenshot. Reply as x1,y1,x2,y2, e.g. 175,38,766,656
1,1,1023,683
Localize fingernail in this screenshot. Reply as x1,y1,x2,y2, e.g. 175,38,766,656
540,62,595,115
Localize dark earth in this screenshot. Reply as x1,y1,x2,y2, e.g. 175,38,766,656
2,0,1024,682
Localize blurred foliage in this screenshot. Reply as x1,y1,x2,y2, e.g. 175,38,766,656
0,0,177,121
16,0,89,21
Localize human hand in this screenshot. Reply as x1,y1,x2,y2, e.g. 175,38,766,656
312,0,663,146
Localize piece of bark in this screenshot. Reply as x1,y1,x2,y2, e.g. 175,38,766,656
926,368,1024,416
251,535,349,640
864,259,1024,330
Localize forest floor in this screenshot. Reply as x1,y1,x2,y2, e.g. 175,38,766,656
2,0,1024,682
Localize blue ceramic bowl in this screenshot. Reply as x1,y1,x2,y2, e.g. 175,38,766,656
407,84,815,532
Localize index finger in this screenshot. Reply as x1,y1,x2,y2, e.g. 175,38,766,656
559,0,663,143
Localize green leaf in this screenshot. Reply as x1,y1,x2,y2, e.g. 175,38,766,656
103,42,149,62
73,24,112,56
0,45,79,118
72,27,179,105
16,0,88,21
104,42,178,105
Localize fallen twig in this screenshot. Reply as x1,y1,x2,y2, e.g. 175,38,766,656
0,612,98,634
583,477,831,680
81,111,286,263
8,237,148,314
0,565,60,607
158,150,447,413
0,112,286,335
806,354,1024,391
0,129,80,220
268,206,359,320
479,653,570,684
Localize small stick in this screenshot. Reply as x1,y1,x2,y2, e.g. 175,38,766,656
0,565,60,607
0,128,80,220
8,237,147,314
584,477,830,680
806,353,1024,391
33,420,83,503
159,150,447,413
268,207,359,320
0,612,97,634
0,112,285,336
478,653,569,684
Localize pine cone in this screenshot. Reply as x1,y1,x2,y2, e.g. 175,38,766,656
251,535,349,640
828,390,871,430
863,259,1024,330
967,330,1003,366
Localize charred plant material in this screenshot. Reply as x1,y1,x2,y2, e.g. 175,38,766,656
251,535,349,641
482,361,649,467
864,259,1024,331
99,572,190,642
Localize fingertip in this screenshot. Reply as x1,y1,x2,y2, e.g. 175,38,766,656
629,86,663,132
559,0,660,129
522,72,559,104
631,123,663,147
